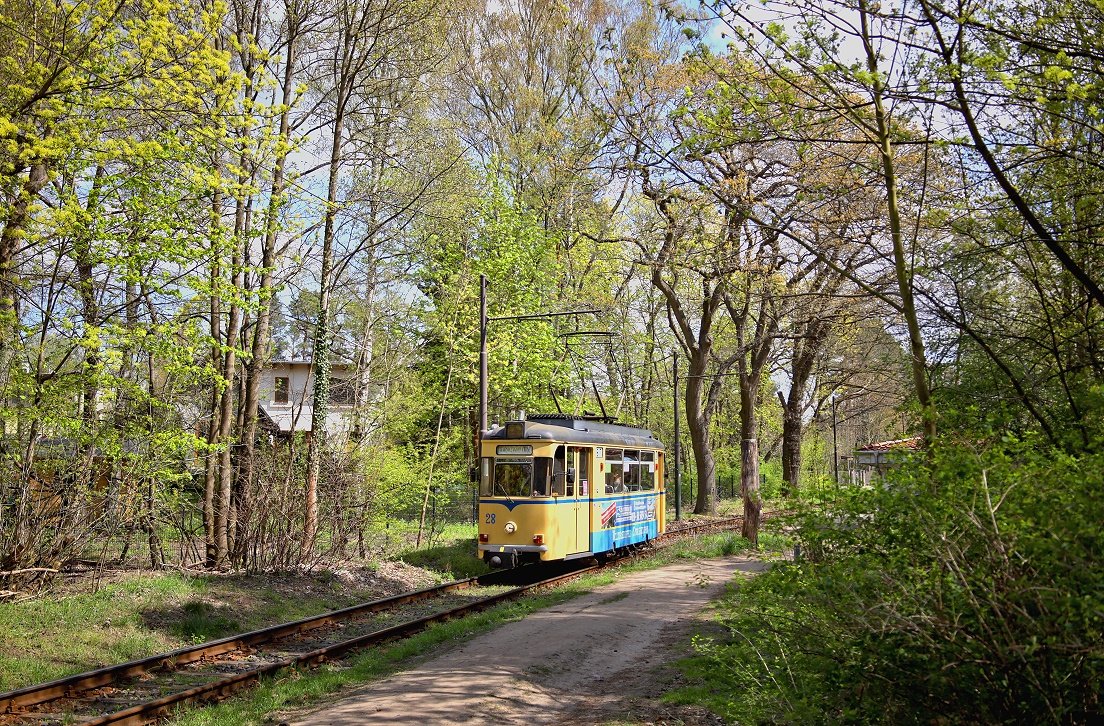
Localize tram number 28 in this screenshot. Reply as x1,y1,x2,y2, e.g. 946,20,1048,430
485,513,496,524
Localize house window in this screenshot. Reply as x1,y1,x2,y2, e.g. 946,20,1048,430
274,377,289,404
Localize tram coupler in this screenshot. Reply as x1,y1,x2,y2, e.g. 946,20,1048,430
486,550,518,569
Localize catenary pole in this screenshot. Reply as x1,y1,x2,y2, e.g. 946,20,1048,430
479,274,488,436
673,350,681,522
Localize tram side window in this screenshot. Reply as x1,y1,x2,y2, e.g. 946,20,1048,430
640,451,655,491
605,449,623,493
494,460,533,497
621,450,637,490
532,457,552,497
606,463,625,493
552,446,566,496
578,448,589,496
480,457,493,496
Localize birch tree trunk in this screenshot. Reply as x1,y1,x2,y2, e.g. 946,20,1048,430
203,185,224,567
303,78,347,559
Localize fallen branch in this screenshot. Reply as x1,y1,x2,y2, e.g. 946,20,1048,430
0,567,59,576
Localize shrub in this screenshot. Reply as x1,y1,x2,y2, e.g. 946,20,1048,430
693,437,1104,724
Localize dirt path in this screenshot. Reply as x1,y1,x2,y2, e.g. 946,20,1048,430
292,556,764,725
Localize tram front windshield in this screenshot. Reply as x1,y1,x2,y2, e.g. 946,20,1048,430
494,459,532,497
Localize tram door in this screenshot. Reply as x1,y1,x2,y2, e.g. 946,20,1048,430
567,447,591,553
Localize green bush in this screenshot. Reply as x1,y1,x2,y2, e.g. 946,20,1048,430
759,459,784,501
687,438,1104,724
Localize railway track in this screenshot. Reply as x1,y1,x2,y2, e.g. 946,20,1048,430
0,516,744,726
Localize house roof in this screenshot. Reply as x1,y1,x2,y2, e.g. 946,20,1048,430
268,360,352,368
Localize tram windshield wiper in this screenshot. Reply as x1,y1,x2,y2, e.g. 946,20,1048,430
495,480,515,505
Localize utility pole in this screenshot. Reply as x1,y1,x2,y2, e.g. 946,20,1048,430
673,350,681,521
832,395,839,487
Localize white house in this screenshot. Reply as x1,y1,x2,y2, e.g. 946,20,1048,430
258,360,356,438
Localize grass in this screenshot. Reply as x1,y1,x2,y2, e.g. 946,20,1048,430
659,531,794,720
0,574,199,690
0,567,433,692
394,525,489,580
0,524,483,692
172,601,243,644
662,644,743,720
650,528,790,567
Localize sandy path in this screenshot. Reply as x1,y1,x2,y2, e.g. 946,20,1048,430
292,556,764,725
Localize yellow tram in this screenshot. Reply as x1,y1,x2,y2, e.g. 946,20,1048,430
477,414,666,568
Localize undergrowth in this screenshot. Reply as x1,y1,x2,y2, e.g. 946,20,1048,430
668,437,1104,724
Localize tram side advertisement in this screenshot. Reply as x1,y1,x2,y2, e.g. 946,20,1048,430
595,495,658,549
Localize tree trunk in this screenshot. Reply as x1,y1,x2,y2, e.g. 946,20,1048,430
203,188,223,568
740,437,760,544
780,325,820,496
643,179,726,516
0,161,48,336
860,0,935,442
726,287,778,545
684,355,716,514
780,386,803,497
214,326,240,568
75,166,106,488
738,350,762,543
237,22,299,564
213,146,252,567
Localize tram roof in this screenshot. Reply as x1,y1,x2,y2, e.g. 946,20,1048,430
483,414,665,450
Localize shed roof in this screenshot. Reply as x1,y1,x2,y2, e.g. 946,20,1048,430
857,437,922,452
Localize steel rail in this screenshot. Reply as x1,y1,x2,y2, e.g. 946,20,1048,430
0,576,486,714
74,564,601,726
660,516,746,540
2,515,747,725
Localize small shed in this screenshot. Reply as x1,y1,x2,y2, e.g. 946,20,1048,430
854,437,922,485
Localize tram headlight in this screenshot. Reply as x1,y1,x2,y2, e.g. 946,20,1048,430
504,521,517,534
